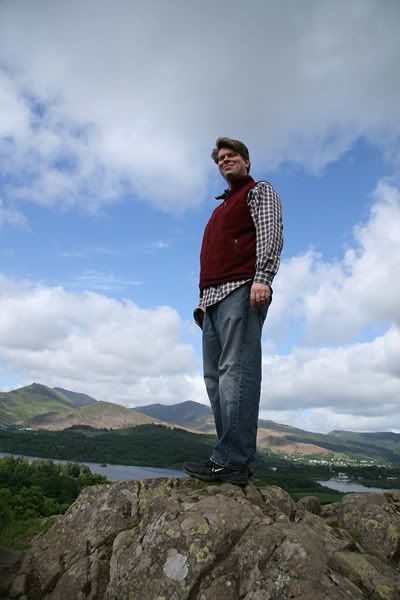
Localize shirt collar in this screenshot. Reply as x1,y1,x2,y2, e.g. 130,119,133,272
215,175,254,200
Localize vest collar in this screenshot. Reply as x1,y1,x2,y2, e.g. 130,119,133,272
215,175,255,200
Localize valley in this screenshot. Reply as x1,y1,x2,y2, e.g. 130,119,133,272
1,382,400,501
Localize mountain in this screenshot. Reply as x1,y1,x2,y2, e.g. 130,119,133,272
269,427,400,464
25,400,161,430
134,401,318,436
2,386,400,463
330,430,400,443
326,429,400,461
258,419,312,435
0,383,161,431
134,400,215,432
133,400,400,462
134,400,331,456
53,387,97,407
0,383,76,427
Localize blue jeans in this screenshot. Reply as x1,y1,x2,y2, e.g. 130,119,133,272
202,283,268,470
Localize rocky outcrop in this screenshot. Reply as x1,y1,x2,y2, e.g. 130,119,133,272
296,495,321,516
336,492,400,561
4,479,400,599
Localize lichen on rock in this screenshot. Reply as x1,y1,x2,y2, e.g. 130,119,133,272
163,548,188,581
3,478,400,599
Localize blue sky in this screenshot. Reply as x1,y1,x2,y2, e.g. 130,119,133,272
0,0,399,432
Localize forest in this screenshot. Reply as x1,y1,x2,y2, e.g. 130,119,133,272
0,427,344,505
2,424,400,550
0,456,107,549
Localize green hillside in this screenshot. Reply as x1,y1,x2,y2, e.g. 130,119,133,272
326,430,400,460
133,401,400,463
0,425,339,497
24,400,160,430
0,424,216,468
2,426,399,502
283,429,400,464
0,383,77,427
2,387,400,466
53,387,97,407
330,430,400,444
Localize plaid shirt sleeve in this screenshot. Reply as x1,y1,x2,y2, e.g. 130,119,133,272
247,181,283,288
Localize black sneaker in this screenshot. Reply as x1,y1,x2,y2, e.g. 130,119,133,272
183,458,248,486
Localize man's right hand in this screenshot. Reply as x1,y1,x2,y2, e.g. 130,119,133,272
250,282,271,309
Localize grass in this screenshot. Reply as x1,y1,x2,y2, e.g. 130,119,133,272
0,516,56,550
290,490,344,504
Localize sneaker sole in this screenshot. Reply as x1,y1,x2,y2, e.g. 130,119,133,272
183,467,248,487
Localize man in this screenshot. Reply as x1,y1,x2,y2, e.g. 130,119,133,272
184,137,283,486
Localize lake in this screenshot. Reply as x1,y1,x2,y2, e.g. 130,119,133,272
0,451,185,482
317,479,399,494
2,452,398,492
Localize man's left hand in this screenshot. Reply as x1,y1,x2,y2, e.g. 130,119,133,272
250,282,271,309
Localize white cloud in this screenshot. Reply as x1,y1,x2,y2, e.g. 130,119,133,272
71,270,142,292
0,68,29,140
261,326,400,415
109,375,207,409
0,275,197,392
0,198,28,228
268,181,400,343
0,263,399,431
0,0,399,212
0,177,399,432
262,407,400,436
257,181,400,431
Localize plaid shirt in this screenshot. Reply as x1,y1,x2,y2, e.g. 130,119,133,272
194,181,283,326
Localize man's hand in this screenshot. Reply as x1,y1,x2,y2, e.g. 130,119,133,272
250,282,271,309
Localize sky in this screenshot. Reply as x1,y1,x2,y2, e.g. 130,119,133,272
0,0,399,433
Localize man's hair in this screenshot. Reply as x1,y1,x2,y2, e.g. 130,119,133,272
211,137,251,173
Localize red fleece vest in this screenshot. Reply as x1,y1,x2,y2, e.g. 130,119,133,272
199,176,257,290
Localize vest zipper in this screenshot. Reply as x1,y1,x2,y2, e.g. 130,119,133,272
234,238,240,260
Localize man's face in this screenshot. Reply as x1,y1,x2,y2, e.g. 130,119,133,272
217,147,249,183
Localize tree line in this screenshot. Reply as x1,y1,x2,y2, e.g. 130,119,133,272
0,456,107,549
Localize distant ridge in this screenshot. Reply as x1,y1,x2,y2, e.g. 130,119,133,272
1,385,400,463
132,400,400,461
329,430,400,441
0,383,162,431
24,400,162,431
134,400,215,432
53,387,97,407
133,401,332,455
134,401,312,437
0,383,76,427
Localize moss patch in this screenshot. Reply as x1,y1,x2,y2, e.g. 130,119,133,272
0,516,56,550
